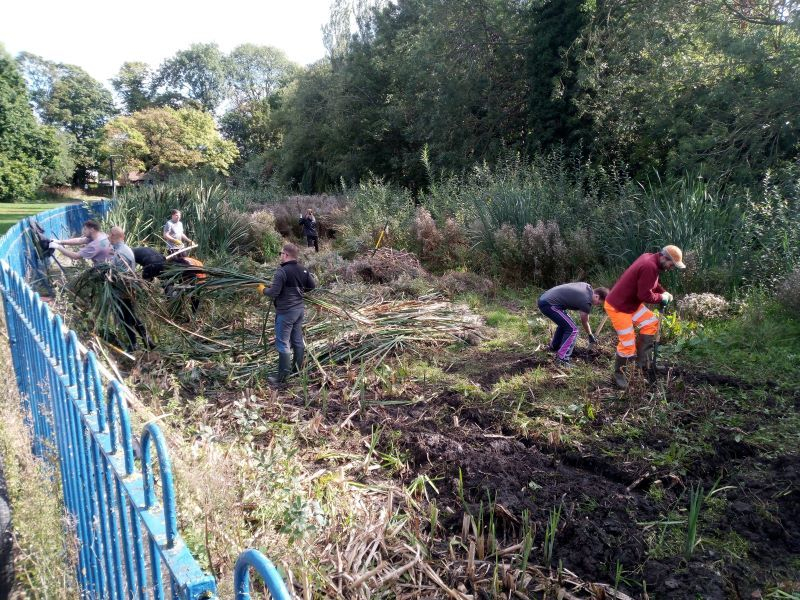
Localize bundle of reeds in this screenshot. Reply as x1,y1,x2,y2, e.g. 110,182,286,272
157,264,483,382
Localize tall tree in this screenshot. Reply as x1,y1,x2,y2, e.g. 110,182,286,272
152,43,228,112
16,53,115,183
225,44,298,106
111,61,154,113
0,46,58,201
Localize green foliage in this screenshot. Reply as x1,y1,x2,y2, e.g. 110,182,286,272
17,52,115,176
0,46,59,201
103,107,238,176
152,43,228,112
106,180,252,259
111,61,154,113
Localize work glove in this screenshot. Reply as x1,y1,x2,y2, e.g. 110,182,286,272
588,334,598,345
256,283,266,295
661,291,673,306
48,241,63,250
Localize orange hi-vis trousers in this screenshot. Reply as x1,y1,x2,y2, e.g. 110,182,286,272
604,301,660,358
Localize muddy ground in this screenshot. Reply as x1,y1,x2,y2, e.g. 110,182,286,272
284,346,800,599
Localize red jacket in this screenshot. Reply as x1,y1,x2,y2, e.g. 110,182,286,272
606,253,666,313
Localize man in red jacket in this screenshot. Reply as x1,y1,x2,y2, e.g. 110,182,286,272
605,245,686,388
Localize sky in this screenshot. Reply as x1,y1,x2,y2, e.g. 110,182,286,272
1,0,331,89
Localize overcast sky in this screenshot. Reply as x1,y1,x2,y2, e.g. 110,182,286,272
1,0,331,88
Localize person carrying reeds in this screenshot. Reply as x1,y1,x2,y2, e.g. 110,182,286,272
605,245,685,388
299,208,319,252
48,219,112,265
538,283,609,369
163,209,193,253
256,242,317,383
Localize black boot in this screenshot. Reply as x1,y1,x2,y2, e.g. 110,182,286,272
292,345,305,372
613,355,634,389
268,352,292,384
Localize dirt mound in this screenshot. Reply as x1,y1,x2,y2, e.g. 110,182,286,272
344,248,428,283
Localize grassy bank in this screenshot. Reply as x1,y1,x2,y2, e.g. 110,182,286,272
0,201,74,235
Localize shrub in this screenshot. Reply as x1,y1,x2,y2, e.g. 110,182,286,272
244,210,284,262
436,271,496,297
776,268,800,314
677,293,731,320
521,221,567,286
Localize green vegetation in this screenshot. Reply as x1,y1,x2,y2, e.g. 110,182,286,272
0,201,72,235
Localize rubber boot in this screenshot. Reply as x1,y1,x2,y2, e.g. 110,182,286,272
637,334,665,379
268,352,292,384
292,345,305,373
613,355,633,389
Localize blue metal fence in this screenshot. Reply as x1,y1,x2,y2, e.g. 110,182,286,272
0,203,291,599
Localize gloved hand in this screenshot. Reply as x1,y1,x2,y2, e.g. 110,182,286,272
588,334,598,345
256,283,266,295
661,291,673,306
48,241,63,250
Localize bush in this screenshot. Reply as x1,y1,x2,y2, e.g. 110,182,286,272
436,271,496,297
244,210,284,262
677,293,731,320
776,268,800,314
521,221,567,287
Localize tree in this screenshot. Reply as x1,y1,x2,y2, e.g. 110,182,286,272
103,107,238,176
16,53,115,184
0,45,59,201
111,62,154,113
152,43,228,112
226,44,299,106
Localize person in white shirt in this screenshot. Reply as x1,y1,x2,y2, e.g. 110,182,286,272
163,209,193,253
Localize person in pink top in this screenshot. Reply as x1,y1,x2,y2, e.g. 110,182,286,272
49,219,112,265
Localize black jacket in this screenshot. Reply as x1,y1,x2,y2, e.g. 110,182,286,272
262,260,316,312
299,215,318,237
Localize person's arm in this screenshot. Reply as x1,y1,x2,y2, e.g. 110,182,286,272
59,236,89,246
637,265,665,304
180,232,193,244
580,311,598,344
54,246,83,260
262,269,286,298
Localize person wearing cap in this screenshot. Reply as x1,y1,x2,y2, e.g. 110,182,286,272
537,283,609,368
255,242,317,383
604,245,686,388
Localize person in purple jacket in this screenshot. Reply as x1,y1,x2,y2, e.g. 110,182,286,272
538,282,609,368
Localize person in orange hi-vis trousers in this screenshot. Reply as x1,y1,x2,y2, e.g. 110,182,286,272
604,245,686,388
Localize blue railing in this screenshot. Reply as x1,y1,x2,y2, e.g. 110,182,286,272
0,202,291,599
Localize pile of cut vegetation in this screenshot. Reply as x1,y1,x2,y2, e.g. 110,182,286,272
344,247,428,283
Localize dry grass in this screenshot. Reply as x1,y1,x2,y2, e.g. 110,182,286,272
0,322,79,598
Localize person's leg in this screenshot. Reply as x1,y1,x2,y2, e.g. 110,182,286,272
549,307,579,362
605,302,636,388
271,312,293,383
313,236,319,252
289,308,305,371
538,299,564,350
632,304,659,371
117,298,140,351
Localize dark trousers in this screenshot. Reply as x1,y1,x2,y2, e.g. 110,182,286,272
306,235,319,252
274,307,305,353
118,297,149,351
537,299,578,361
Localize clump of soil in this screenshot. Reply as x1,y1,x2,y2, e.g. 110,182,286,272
343,247,428,283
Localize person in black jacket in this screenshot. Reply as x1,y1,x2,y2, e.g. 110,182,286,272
256,243,317,383
299,208,319,252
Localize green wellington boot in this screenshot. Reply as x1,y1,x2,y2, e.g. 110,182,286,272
613,355,634,389
268,352,293,384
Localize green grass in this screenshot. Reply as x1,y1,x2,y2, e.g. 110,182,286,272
0,201,75,235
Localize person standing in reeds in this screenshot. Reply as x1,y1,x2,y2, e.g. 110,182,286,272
299,208,319,252
163,209,193,254
605,245,685,388
538,283,609,368
109,226,153,351
256,243,317,383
